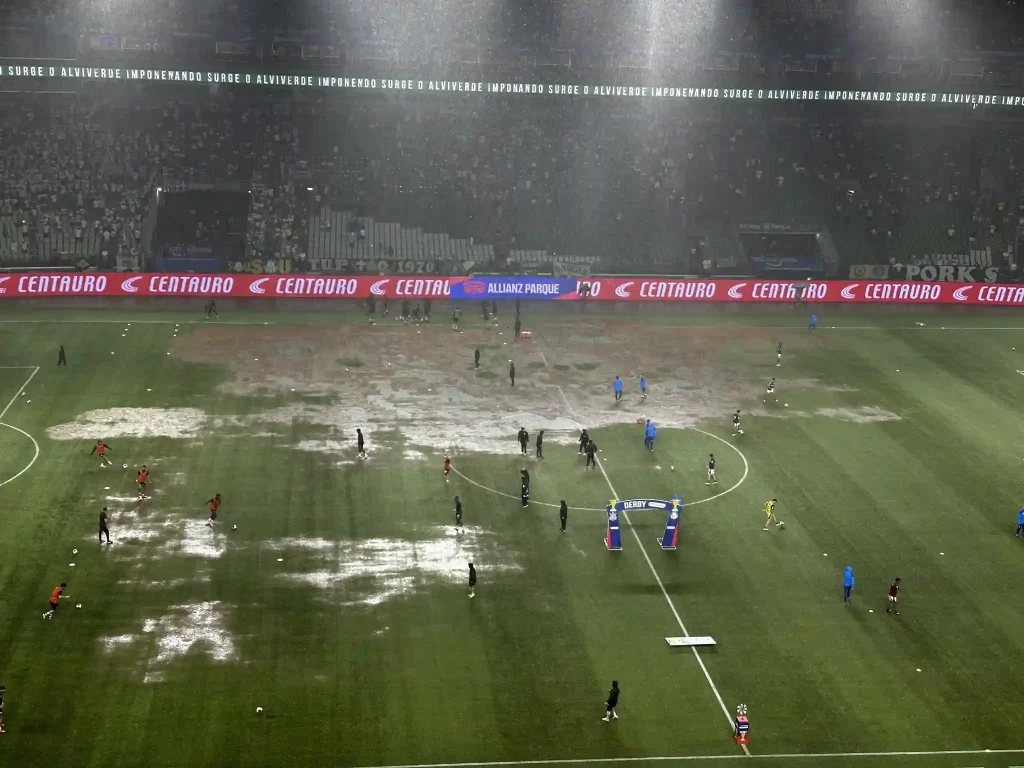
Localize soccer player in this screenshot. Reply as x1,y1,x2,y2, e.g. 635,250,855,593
468,562,476,598
90,440,113,467
639,375,647,400
491,300,497,319
99,507,111,544
43,583,66,619
706,454,717,485
613,376,623,401
808,313,818,333
732,409,743,436
763,377,778,404
536,430,544,460
452,308,461,331
886,578,900,615
423,299,432,322
206,494,222,528
520,468,531,507
602,681,620,722
474,348,481,370
763,498,782,531
57,345,67,368
1016,506,1024,538
136,465,149,500
578,429,590,455
776,342,783,367
454,496,464,531
444,454,452,485
518,427,529,456
356,429,367,459
559,500,568,532
514,317,522,341
366,296,376,320
0,684,5,732
402,299,411,322
645,420,656,451
843,565,855,604
205,299,219,319
585,440,598,470
481,300,489,322
509,361,515,387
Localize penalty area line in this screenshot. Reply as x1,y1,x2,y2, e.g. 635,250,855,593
350,748,1024,768
553,384,749,757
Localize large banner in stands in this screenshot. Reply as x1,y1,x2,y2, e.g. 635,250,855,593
4,63,1024,110
5,273,1024,305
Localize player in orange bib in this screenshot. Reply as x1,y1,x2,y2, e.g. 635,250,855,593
43,583,66,619
90,440,113,467
444,454,452,485
206,494,222,528
136,465,150,500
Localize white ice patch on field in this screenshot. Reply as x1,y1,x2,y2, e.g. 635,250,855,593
750,405,901,423
99,601,238,684
293,439,352,455
273,527,519,605
47,408,208,440
815,406,901,423
403,449,427,461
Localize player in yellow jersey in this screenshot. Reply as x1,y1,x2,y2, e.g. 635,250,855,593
763,499,784,531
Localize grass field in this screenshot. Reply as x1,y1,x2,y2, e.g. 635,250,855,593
0,304,1022,768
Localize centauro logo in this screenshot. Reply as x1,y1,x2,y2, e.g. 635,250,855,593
0,276,9,294
121,276,142,293
727,282,747,299
953,285,973,301
370,279,390,296
841,284,859,299
249,277,270,295
614,281,634,298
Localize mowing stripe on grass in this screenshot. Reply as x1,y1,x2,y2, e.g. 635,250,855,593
555,384,750,757
351,748,1024,768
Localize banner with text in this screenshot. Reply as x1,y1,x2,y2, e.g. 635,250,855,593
3,273,1024,305
4,63,1024,110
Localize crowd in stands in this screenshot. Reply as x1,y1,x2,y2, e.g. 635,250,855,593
3,83,1023,278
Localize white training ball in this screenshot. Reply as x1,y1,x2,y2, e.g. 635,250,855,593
26,400,30,404
345,368,350,372
69,562,75,567
256,707,263,714
670,466,675,471
73,549,78,554
232,525,237,530
784,403,789,407
123,464,128,469
76,604,82,609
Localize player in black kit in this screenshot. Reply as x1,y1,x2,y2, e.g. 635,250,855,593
559,500,568,532
454,496,464,531
520,468,531,507
585,440,598,469
578,429,590,455
99,507,111,544
518,427,529,455
57,345,67,367
535,430,544,459
602,681,620,722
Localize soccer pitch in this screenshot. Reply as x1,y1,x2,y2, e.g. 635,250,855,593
0,304,1022,768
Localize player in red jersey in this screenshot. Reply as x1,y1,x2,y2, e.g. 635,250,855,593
136,465,150,500
206,494,222,528
886,578,901,615
43,583,66,619
444,454,452,485
90,440,113,467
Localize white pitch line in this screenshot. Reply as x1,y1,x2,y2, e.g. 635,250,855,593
0,422,40,488
538,350,549,366
0,366,38,421
3,318,1024,331
555,386,749,757
450,467,603,512
349,747,1024,768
